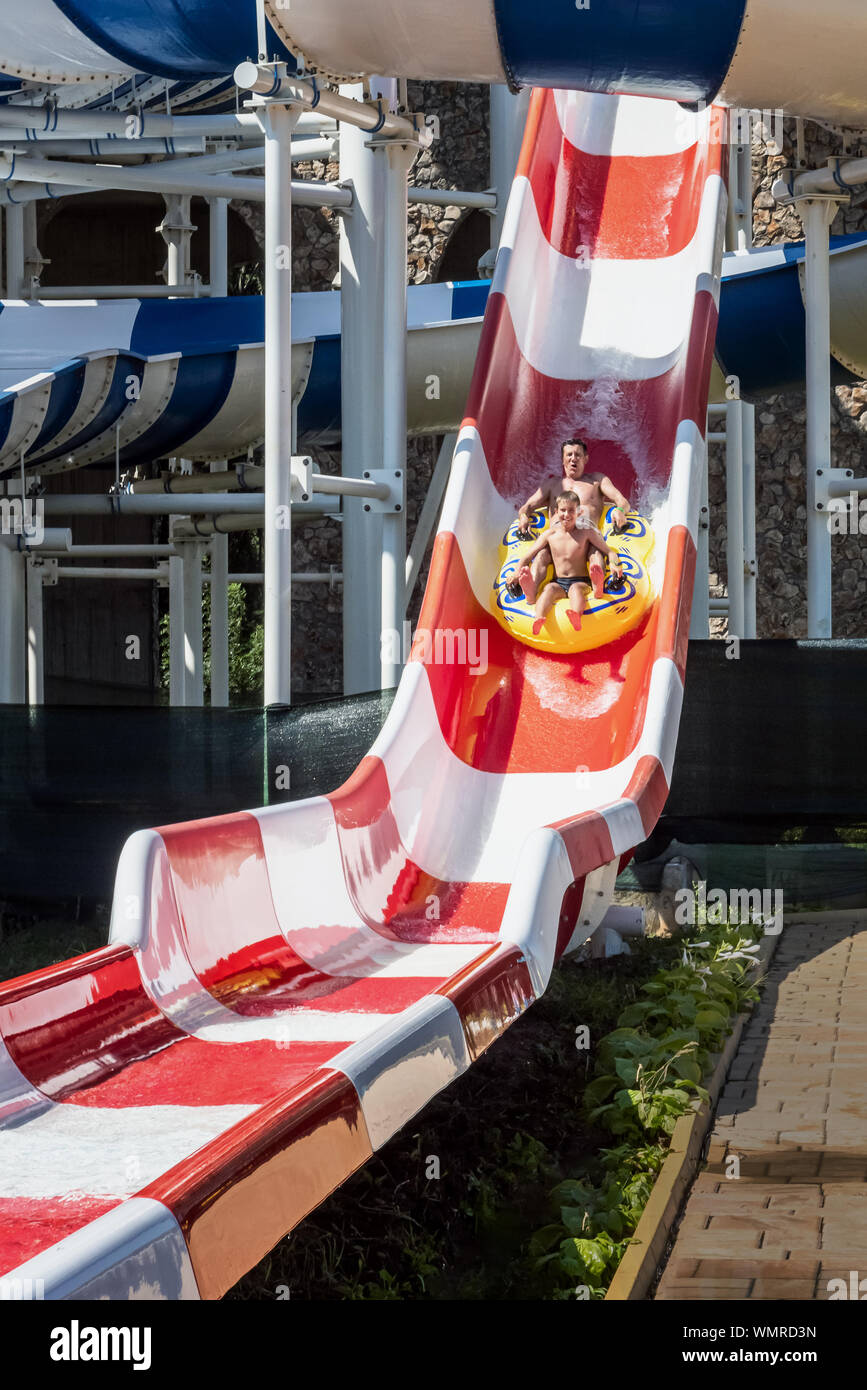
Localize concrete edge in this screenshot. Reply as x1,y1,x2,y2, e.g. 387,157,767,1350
605,928,781,1301
783,907,867,925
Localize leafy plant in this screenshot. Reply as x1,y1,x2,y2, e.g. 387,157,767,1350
531,915,764,1298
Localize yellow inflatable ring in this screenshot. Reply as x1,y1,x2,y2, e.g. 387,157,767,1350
491,505,655,653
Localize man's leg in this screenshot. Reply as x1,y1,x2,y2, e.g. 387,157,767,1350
532,582,560,635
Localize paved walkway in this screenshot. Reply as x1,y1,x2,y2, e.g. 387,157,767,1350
656,911,867,1301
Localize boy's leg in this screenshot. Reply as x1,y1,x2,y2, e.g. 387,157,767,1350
514,564,538,603
566,582,588,631
532,583,560,635
588,553,605,599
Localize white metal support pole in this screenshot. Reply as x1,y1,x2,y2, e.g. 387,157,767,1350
181,540,204,705
261,101,299,706
209,460,230,705
380,137,413,689
741,401,757,638
0,541,26,701
690,435,710,638
339,86,386,694
725,399,745,639
169,550,186,705
801,196,837,638
725,134,753,254
209,197,229,296
483,86,529,272
26,556,44,705
5,202,24,298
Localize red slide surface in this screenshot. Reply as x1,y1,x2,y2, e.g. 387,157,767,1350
0,88,726,1300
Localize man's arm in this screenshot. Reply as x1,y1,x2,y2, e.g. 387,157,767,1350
587,530,623,572
517,480,556,532
599,476,631,530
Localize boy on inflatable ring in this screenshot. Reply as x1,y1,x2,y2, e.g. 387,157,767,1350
513,491,623,634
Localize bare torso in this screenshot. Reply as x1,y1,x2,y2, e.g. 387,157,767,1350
547,524,604,579
543,472,608,528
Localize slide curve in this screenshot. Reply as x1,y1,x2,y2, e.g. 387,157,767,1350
0,88,725,1298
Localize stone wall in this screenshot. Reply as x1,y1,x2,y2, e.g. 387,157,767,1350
708,117,867,639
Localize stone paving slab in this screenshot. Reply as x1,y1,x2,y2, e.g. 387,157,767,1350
656,913,867,1302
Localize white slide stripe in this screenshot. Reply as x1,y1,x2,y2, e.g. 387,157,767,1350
493,172,725,380
331,995,470,1149
0,1103,255,1199
552,90,710,159
4,1197,201,1301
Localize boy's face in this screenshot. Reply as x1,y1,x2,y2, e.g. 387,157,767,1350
557,501,579,526
562,445,586,479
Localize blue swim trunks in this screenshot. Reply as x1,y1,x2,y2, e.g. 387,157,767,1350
554,575,590,593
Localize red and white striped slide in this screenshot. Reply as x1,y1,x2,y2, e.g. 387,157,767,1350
0,88,727,1300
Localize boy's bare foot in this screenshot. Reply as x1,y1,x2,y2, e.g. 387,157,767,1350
532,617,546,636
516,566,537,603
566,610,583,632
589,560,605,600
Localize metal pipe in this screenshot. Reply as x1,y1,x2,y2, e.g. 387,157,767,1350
34,283,211,299
169,552,185,705
0,527,72,551
725,400,745,638
261,104,297,706
0,138,205,159
44,493,278,516
171,514,266,537
485,85,530,269
773,158,867,203
407,187,496,210
234,63,428,147
406,432,455,606
39,544,175,557
209,460,229,707
0,541,25,702
827,478,867,496
209,198,229,298
690,436,710,639
380,140,413,690
181,541,204,706
5,201,23,297
201,572,342,584
53,566,164,579
26,558,44,706
0,153,352,209
339,85,384,695
0,107,333,140
802,197,836,638
741,402,757,639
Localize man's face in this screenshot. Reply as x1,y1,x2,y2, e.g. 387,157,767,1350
557,502,579,526
562,445,587,479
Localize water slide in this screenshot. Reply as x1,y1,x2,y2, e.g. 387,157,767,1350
0,83,725,1300
1,0,866,1302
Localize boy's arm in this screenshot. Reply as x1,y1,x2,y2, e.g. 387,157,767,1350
516,532,552,568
